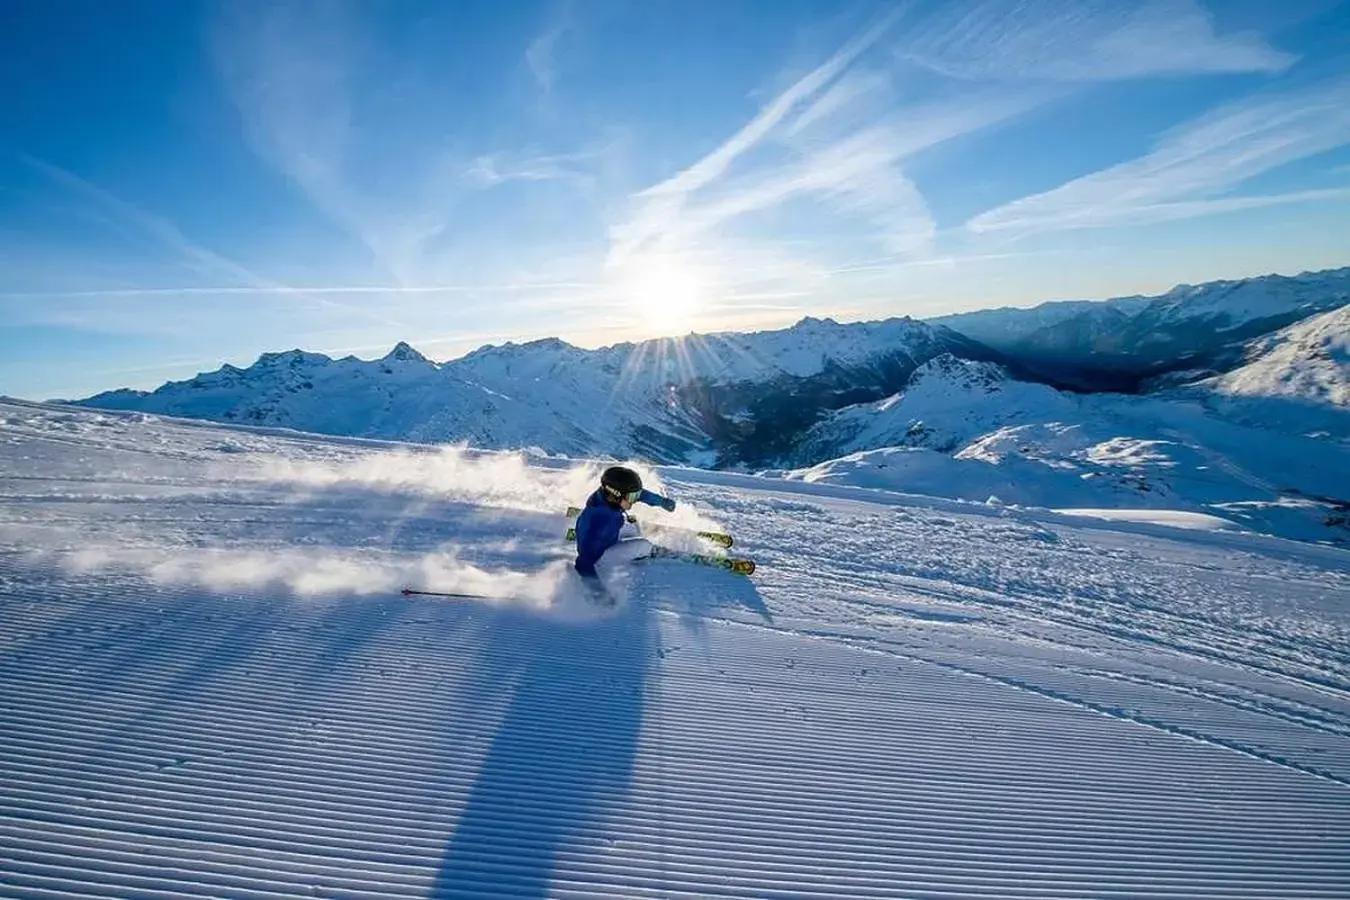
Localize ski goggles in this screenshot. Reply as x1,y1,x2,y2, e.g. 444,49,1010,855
604,485,642,503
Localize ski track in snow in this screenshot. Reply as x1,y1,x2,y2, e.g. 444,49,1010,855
2,400,1350,898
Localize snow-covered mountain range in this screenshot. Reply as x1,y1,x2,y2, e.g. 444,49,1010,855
66,266,1350,543
75,316,1002,468
930,267,1350,390
775,272,1349,543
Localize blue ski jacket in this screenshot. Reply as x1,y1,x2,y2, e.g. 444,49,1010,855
574,487,673,577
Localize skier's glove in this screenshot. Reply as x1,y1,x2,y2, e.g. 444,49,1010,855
660,497,677,512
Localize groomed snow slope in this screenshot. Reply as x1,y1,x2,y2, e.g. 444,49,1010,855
3,399,1350,898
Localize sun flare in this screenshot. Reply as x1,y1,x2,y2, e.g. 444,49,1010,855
616,255,707,337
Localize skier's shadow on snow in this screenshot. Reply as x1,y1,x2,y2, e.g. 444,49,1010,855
431,594,655,898
644,557,773,624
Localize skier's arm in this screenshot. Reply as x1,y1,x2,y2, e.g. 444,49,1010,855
638,488,676,512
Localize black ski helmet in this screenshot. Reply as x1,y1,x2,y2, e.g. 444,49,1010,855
600,465,642,502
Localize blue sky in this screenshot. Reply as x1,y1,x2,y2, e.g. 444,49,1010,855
2,0,1349,400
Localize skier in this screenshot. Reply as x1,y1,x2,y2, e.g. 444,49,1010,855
573,465,676,583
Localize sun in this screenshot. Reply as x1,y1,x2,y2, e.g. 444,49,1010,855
616,254,707,337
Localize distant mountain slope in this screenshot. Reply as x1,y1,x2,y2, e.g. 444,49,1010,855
790,354,1078,464
930,267,1350,390
1166,304,1350,440
1206,304,1350,408
75,317,996,467
782,350,1348,543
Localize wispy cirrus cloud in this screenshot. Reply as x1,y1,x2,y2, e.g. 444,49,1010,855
679,125,938,257
463,151,594,189
608,10,909,266
212,0,498,286
213,1,400,272
214,1,596,288
969,77,1350,236
0,283,597,300
897,0,1295,82
677,88,1047,254
4,152,417,340
526,20,570,94
639,11,906,206
604,7,946,297
525,0,580,95
16,152,291,295
606,0,1295,292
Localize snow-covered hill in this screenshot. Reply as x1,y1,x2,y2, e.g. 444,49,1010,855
931,267,1350,389
791,354,1079,461
3,398,1349,898
1206,303,1350,408
783,354,1349,543
72,316,994,467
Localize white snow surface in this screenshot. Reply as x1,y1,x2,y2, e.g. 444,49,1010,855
4,398,1350,898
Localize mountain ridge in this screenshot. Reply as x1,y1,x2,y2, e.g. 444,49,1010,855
77,314,998,467
930,266,1350,390
70,266,1350,470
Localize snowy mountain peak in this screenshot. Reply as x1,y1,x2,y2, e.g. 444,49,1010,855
66,266,1349,474
791,315,842,330
906,354,1007,395
519,336,577,351
381,342,433,365
1149,267,1350,325
792,354,1074,464
255,349,331,369
460,335,584,365
71,311,993,467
